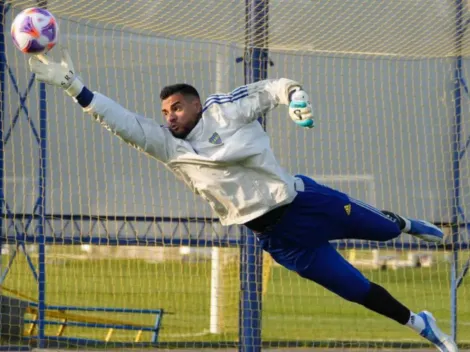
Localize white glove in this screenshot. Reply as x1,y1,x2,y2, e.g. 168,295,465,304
28,46,84,97
289,88,314,128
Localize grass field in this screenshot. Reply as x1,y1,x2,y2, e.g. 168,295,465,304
2,246,469,348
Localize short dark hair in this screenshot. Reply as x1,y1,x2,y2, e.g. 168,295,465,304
160,83,200,101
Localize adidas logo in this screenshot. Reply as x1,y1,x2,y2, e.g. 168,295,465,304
385,214,397,223
344,204,351,216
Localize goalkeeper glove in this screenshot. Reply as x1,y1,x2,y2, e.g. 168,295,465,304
288,88,314,128
28,46,84,97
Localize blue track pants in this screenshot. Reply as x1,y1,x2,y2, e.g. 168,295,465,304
257,175,401,304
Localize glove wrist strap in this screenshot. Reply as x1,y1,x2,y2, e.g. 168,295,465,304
65,78,84,98
288,86,302,102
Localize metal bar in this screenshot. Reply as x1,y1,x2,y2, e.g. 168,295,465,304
3,71,38,145
3,233,468,250
21,76,41,144
20,242,39,282
5,211,464,229
22,335,160,347
460,76,469,96
37,79,48,350
239,227,263,352
456,257,470,288
25,319,158,331
0,0,6,289
451,0,465,341
38,305,163,314
4,203,27,240
3,236,242,247
151,310,163,343
458,131,470,159
457,206,470,235
56,318,67,336
24,200,41,233
104,328,114,342
0,245,18,284
2,212,222,222
134,330,143,342
26,314,37,336
241,232,265,344
239,2,269,351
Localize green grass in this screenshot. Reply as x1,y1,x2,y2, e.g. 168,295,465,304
2,247,469,346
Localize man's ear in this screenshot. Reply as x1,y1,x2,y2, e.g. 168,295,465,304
193,99,202,113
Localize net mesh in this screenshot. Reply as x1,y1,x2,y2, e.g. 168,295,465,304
1,0,470,350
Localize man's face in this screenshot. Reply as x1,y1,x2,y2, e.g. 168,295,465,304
161,93,202,139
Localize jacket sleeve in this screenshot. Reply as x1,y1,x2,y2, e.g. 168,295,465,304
203,78,301,124
83,92,175,163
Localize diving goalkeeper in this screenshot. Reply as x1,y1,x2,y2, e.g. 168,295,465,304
29,48,457,352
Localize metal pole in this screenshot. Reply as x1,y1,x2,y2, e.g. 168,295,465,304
451,0,464,341
37,80,47,348
37,1,48,347
0,0,5,286
239,1,269,351
239,227,263,352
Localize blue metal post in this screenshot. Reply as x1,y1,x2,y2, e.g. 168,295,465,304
451,0,464,341
36,0,48,346
0,0,5,275
37,79,47,348
239,1,269,351
239,227,263,352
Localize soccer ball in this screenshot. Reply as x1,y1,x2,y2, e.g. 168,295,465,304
11,8,58,54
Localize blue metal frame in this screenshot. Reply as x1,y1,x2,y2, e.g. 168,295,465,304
1,212,462,251
239,227,263,352
1,214,465,251
38,75,48,351
0,1,49,347
238,1,270,351
24,303,164,344
0,0,5,278
36,1,48,346
451,0,470,341
2,214,242,246
22,336,162,349
0,243,38,284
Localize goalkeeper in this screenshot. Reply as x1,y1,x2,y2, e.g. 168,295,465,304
29,48,457,352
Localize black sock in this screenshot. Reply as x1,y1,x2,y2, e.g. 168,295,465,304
362,282,410,325
381,210,406,230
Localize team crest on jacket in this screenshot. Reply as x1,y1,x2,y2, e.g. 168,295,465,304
209,132,222,145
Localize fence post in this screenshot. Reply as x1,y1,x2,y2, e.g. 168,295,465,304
37,79,47,348
239,1,269,351
0,0,5,281
37,1,48,348
451,0,464,341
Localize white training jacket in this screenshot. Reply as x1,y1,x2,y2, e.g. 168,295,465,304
83,78,301,225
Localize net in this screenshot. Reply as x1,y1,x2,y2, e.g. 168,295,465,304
1,0,470,350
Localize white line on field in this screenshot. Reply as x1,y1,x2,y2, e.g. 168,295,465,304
263,315,470,326
163,329,212,338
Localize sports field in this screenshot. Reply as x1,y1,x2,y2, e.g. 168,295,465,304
2,248,469,348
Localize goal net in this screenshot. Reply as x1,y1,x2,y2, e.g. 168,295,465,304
2,0,470,349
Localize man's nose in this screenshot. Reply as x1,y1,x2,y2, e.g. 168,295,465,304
167,113,177,123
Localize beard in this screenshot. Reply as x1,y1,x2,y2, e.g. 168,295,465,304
170,127,190,139
170,113,202,139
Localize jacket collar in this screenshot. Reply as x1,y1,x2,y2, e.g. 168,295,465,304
186,117,204,141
